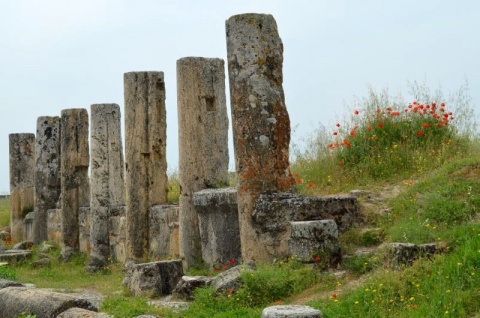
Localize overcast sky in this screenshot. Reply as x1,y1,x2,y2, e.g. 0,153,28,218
1,0,479,194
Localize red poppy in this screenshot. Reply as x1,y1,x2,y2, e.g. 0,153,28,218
378,123,384,128
437,123,442,127
441,102,445,106
229,259,235,265
308,183,314,187
296,179,302,183
417,131,424,137
367,126,372,131
336,123,340,127
314,256,321,262
333,131,338,136
422,123,427,128
350,130,356,137
354,110,359,115
332,293,338,298
413,101,417,105
338,160,344,166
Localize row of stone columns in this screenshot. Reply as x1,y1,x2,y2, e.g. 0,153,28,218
8,13,293,268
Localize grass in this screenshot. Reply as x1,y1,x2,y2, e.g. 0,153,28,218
0,197,10,229
0,85,478,317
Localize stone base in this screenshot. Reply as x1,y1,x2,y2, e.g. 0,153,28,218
193,188,241,269
288,220,341,266
123,260,184,297
0,250,32,263
149,205,180,260
387,242,442,270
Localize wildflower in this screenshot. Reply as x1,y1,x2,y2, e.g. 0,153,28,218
367,125,372,131
229,259,235,265
413,304,418,309
314,256,321,262
336,123,340,127
338,160,344,166
296,179,302,183
332,293,338,298
275,300,282,305
422,123,428,128
441,102,445,106
378,123,384,128
437,123,442,127
350,130,356,137
354,110,359,115
333,131,338,136
308,183,314,187
222,265,228,270
417,131,424,138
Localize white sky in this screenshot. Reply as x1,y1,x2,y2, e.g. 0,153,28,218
1,0,479,193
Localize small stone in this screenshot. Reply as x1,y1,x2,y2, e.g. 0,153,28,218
262,305,322,318
173,276,212,300
32,258,50,269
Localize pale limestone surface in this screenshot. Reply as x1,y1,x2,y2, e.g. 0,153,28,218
34,116,61,244
177,57,229,268
9,133,35,242
226,14,295,263
149,205,180,260
124,71,168,262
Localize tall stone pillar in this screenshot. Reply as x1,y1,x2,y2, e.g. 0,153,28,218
124,72,168,263
87,104,125,271
60,108,89,261
33,117,61,245
226,14,295,263
177,57,229,268
9,133,35,242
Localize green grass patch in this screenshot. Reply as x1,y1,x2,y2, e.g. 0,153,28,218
0,198,10,229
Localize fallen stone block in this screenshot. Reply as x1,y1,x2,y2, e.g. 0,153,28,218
211,263,255,294
288,220,341,265
12,241,34,250
173,275,212,300
0,279,25,289
262,305,322,318
193,188,241,269
56,307,112,318
387,242,443,270
0,250,32,263
0,287,97,318
123,260,184,297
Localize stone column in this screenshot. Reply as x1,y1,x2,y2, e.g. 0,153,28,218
9,133,35,242
33,116,61,245
177,57,229,269
87,104,125,271
124,72,168,263
226,14,295,263
60,108,89,261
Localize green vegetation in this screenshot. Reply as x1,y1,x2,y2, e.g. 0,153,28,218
0,85,478,317
0,197,10,229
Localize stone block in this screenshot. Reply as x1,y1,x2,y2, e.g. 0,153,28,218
123,260,184,297
109,205,126,263
211,263,255,294
149,205,179,260
0,279,25,289
249,192,360,260
23,211,35,242
387,242,442,270
0,250,32,263
173,275,212,300
0,287,97,318
57,308,112,318
288,220,341,264
79,206,91,254
262,305,322,318
193,188,241,269
47,208,62,242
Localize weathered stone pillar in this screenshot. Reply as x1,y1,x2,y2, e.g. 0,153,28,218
124,72,168,262
33,116,61,245
60,108,89,261
87,104,125,271
177,57,229,268
9,133,35,242
226,14,295,263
